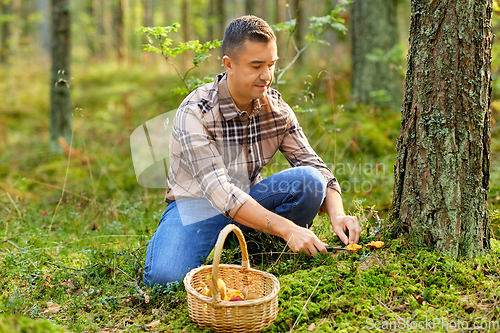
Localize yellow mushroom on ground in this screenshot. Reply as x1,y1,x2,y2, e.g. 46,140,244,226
346,244,362,252
366,241,384,249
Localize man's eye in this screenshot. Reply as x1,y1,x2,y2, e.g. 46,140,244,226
253,66,261,69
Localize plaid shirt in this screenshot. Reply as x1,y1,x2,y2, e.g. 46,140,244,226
165,72,341,219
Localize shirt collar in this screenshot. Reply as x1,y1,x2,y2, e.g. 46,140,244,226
218,73,265,120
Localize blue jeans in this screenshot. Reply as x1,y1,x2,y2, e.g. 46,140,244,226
143,166,326,287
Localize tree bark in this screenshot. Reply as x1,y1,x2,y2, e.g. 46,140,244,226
391,0,492,259
0,0,11,63
350,0,400,109
50,0,72,153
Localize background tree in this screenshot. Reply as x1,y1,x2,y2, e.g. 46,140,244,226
391,0,493,259
50,0,72,153
113,0,124,62
293,0,304,65
215,0,225,39
143,0,153,65
245,0,255,15
0,0,11,63
350,0,400,109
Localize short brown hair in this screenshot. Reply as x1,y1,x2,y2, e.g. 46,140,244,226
222,15,276,60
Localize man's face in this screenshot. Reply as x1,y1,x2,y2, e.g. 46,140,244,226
224,40,278,109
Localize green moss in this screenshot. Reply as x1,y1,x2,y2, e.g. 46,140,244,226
0,314,69,333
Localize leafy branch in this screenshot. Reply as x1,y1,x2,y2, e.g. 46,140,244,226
136,24,222,94
273,0,350,85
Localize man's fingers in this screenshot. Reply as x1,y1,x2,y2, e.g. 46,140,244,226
346,217,361,244
332,224,349,245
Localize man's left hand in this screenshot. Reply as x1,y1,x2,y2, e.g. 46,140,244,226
330,215,360,245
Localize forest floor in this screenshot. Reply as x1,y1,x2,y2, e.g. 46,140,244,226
1,63,500,332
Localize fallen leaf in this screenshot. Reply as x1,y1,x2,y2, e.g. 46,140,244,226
307,323,316,331
146,319,160,329
45,301,61,314
61,280,74,288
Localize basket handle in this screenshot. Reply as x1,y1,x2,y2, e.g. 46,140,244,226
211,224,249,303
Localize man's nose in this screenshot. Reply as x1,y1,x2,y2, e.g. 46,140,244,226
260,68,272,81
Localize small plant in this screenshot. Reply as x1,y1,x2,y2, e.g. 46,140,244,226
136,24,222,94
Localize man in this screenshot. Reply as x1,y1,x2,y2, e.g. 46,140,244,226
143,15,360,287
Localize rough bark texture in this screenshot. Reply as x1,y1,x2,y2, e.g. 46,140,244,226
351,0,400,109
50,0,72,153
0,0,11,63
391,0,492,259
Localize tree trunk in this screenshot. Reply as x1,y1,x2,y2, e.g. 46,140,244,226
93,0,105,60
275,0,286,66
215,0,225,39
350,0,400,109
86,0,96,59
293,0,304,65
208,0,214,41
181,0,190,42
245,0,255,15
143,0,153,65
0,0,11,63
114,0,124,62
50,0,72,153
391,0,492,259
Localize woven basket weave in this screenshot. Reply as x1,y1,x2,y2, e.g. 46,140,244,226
184,224,280,332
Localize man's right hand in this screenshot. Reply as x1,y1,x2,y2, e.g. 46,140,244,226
282,224,328,257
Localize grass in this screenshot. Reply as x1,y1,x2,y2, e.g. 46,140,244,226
1,59,500,332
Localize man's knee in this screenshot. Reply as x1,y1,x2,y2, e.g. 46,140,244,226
295,166,327,200
143,264,188,288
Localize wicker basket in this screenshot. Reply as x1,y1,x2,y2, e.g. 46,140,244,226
184,224,280,332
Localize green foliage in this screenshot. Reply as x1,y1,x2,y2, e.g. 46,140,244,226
136,24,222,94
273,2,350,84
0,314,69,333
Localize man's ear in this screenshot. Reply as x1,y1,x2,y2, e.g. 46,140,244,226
222,55,233,73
